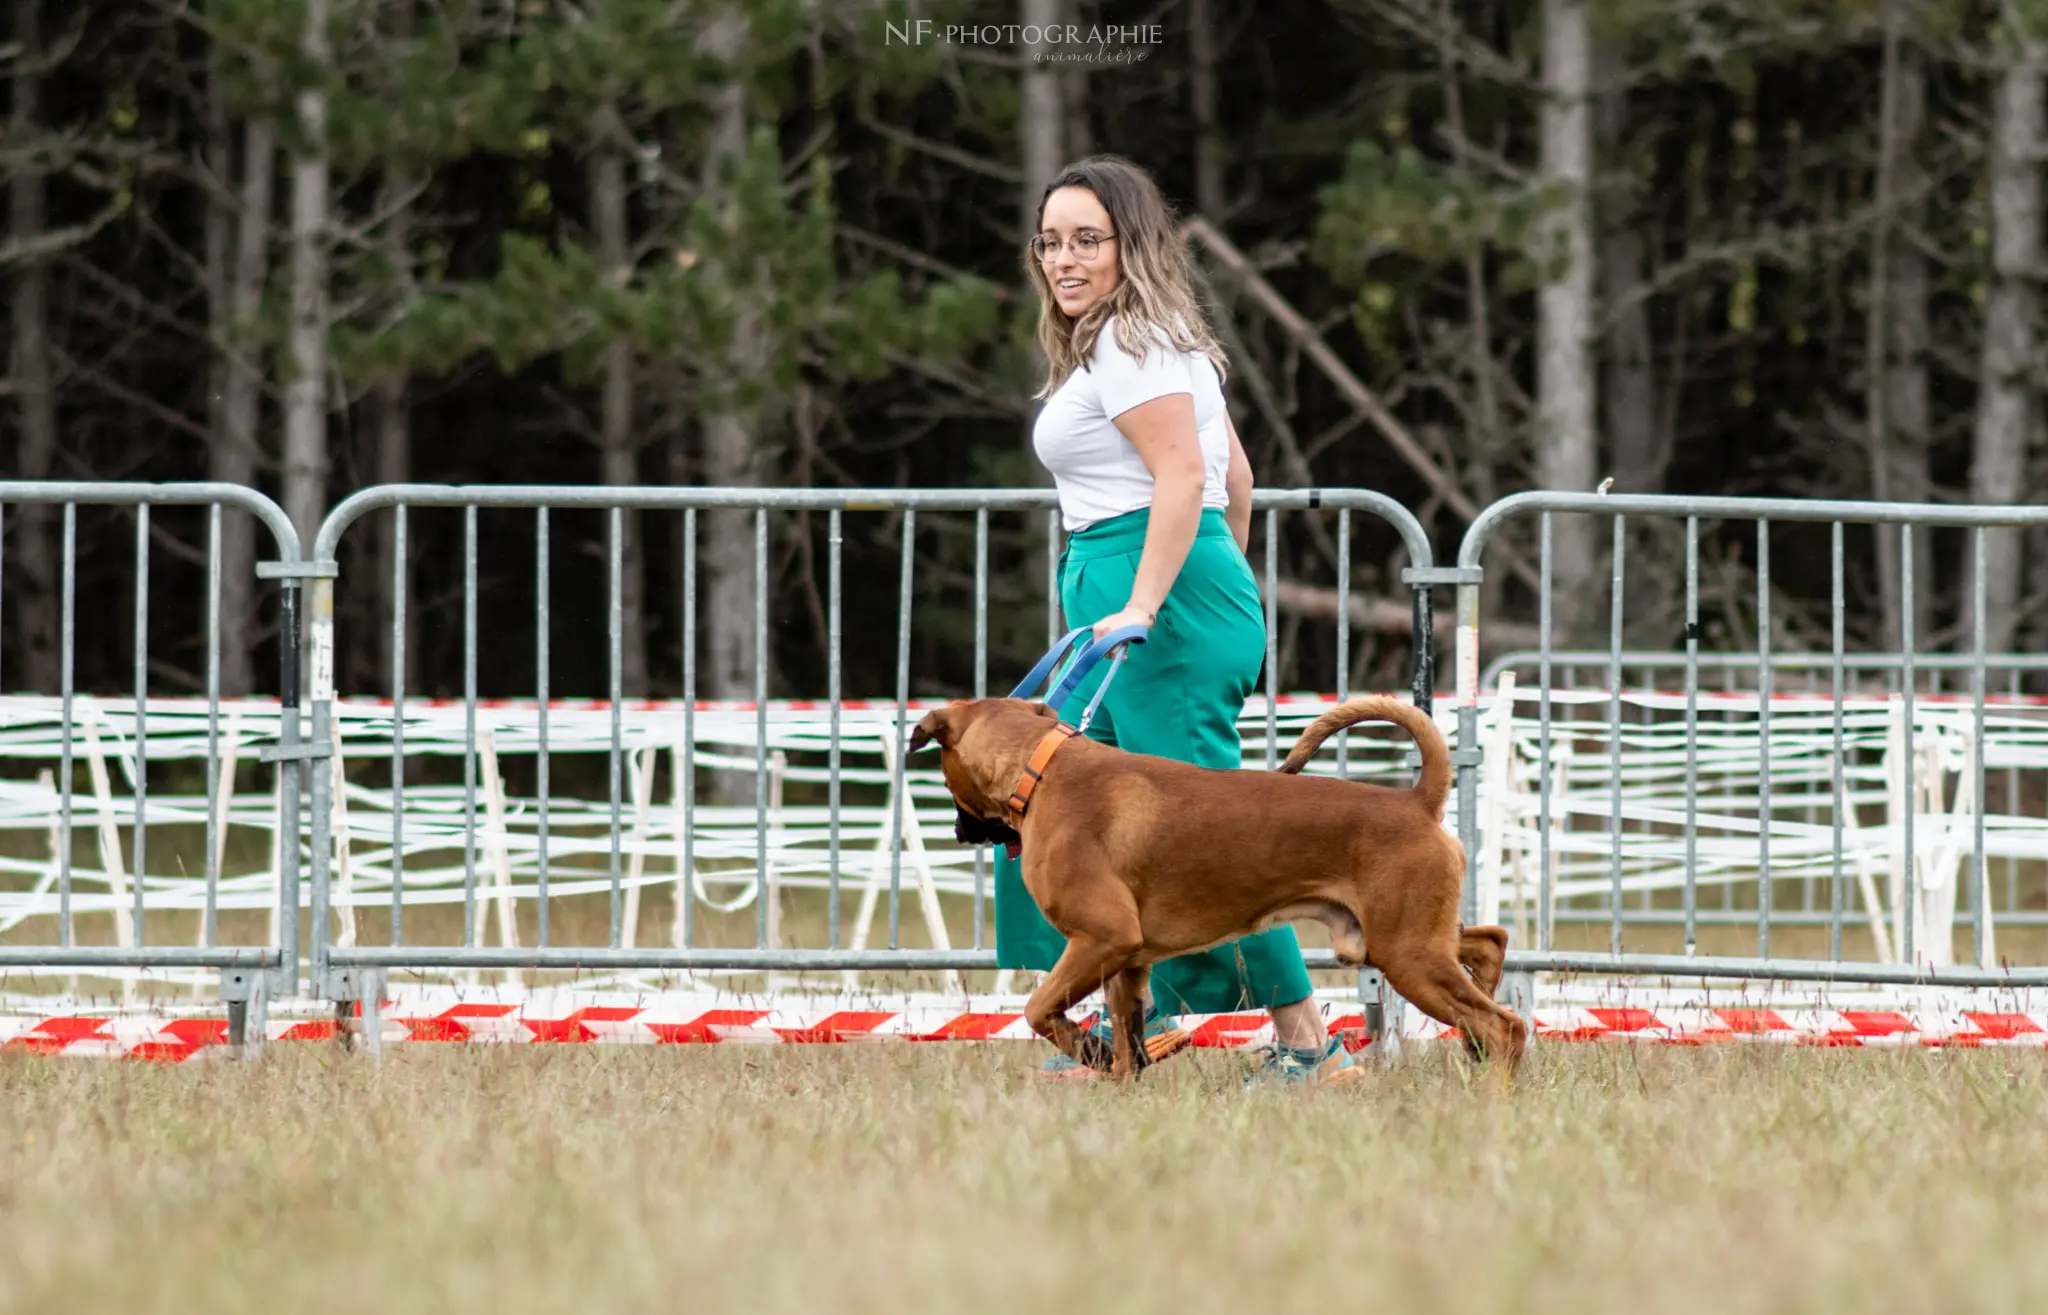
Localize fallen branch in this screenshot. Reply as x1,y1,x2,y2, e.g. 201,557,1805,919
1183,216,1477,523
858,115,1022,184
1187,217,1544,597
1191,263,1338,568
1275,580,1543,649
836,223,1018,301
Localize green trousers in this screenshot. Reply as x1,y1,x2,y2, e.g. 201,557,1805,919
993,507,1316,1016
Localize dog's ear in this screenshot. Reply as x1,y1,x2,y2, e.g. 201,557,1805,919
907,702,963,759
1028,700,1059,721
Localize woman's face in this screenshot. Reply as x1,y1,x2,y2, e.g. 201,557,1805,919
1036,185,1121,318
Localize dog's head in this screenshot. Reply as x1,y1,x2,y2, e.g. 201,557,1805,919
907,698,1060,858
905,697,1061,760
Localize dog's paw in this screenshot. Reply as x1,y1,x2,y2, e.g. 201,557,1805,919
1076,1032,1115,1072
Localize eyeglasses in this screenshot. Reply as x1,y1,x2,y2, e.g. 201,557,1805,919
1030,231,1116,262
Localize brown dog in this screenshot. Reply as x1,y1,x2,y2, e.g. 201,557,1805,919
908,694,1526,1082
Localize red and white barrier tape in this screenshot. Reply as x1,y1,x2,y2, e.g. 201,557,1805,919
6,993,2048,1062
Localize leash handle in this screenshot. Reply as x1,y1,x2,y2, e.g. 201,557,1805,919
1073,646,1129,735
1007,624,1150,711
1007,625,1093,700
1041,625,1150,713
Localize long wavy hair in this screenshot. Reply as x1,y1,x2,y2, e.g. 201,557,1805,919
1026,155,1228,399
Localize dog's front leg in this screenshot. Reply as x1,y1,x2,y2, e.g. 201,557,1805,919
1023,937,1130,1073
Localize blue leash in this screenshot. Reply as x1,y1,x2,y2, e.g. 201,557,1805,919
1008,623,1150,734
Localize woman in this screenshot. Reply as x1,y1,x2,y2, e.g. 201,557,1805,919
994,154,1358,1088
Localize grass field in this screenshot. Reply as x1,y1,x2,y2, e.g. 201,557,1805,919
4,1040,2047,1314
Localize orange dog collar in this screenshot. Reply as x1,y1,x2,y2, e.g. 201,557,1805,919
1005,723,1079,818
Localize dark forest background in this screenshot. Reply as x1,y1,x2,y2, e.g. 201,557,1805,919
5,0,2046,705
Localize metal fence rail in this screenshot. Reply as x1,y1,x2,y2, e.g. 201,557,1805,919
0,481,308,1046
16,478,2048,1052
303,486,1442,1022
1456,492,2048,991
1474,651,2048,943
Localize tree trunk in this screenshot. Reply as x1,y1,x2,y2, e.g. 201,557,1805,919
212,109,274,698
1429,0,1503,491
1884,39,1933,649
1866,7,1931,654
1439,0,1511,638
700,411,768,700
282,0,331,570
1058,0,1091,161
588,120,649,698
1189,0,1225,218
1018,2,1064,491
1018,0,1066,239
366,379,412,693
1593,29,1676,637
369,0,417,698
1971,16,2043,653
203,43,233,496
1535,0,1600,644
698,10,772,811
1596,38,1659,496
9,0,61,695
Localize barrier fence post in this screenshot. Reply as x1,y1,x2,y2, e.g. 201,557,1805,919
1403,563,1504,1017
256,564,304,1040
1410,569,1434,715
231,534,309,1054
1362,560,1489,1052
1450,565,1485,929
307,569,332,1001
300,548,364,1043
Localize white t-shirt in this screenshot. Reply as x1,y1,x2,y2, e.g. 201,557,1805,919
1031,316,1232,533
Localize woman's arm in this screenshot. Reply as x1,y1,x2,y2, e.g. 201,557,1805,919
1223,414,1253,554
1089,392,1206,637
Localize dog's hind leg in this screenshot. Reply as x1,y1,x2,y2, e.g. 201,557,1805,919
1381,952,1527,1078
1457,925,1510,1000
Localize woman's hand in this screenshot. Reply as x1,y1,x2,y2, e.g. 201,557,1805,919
1091,604,1156,641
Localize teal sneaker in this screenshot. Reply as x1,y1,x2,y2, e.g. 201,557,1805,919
1242,1035,1365,1090
1036,1007,1190,1080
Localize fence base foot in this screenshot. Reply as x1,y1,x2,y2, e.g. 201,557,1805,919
220,967,268,1059
1502,970,1537,1048
1359,968,1403,1065
324,968,387,1061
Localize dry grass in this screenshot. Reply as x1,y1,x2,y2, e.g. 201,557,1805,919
3,1040,2047,1314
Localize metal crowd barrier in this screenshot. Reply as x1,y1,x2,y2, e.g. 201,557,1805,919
1475,650,2048,941
16,479,2048,1052
301,486,1443,1037
1456,493,2048,990
0,481,309,1047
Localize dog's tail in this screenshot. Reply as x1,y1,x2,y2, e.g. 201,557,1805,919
1275,695,1451,818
